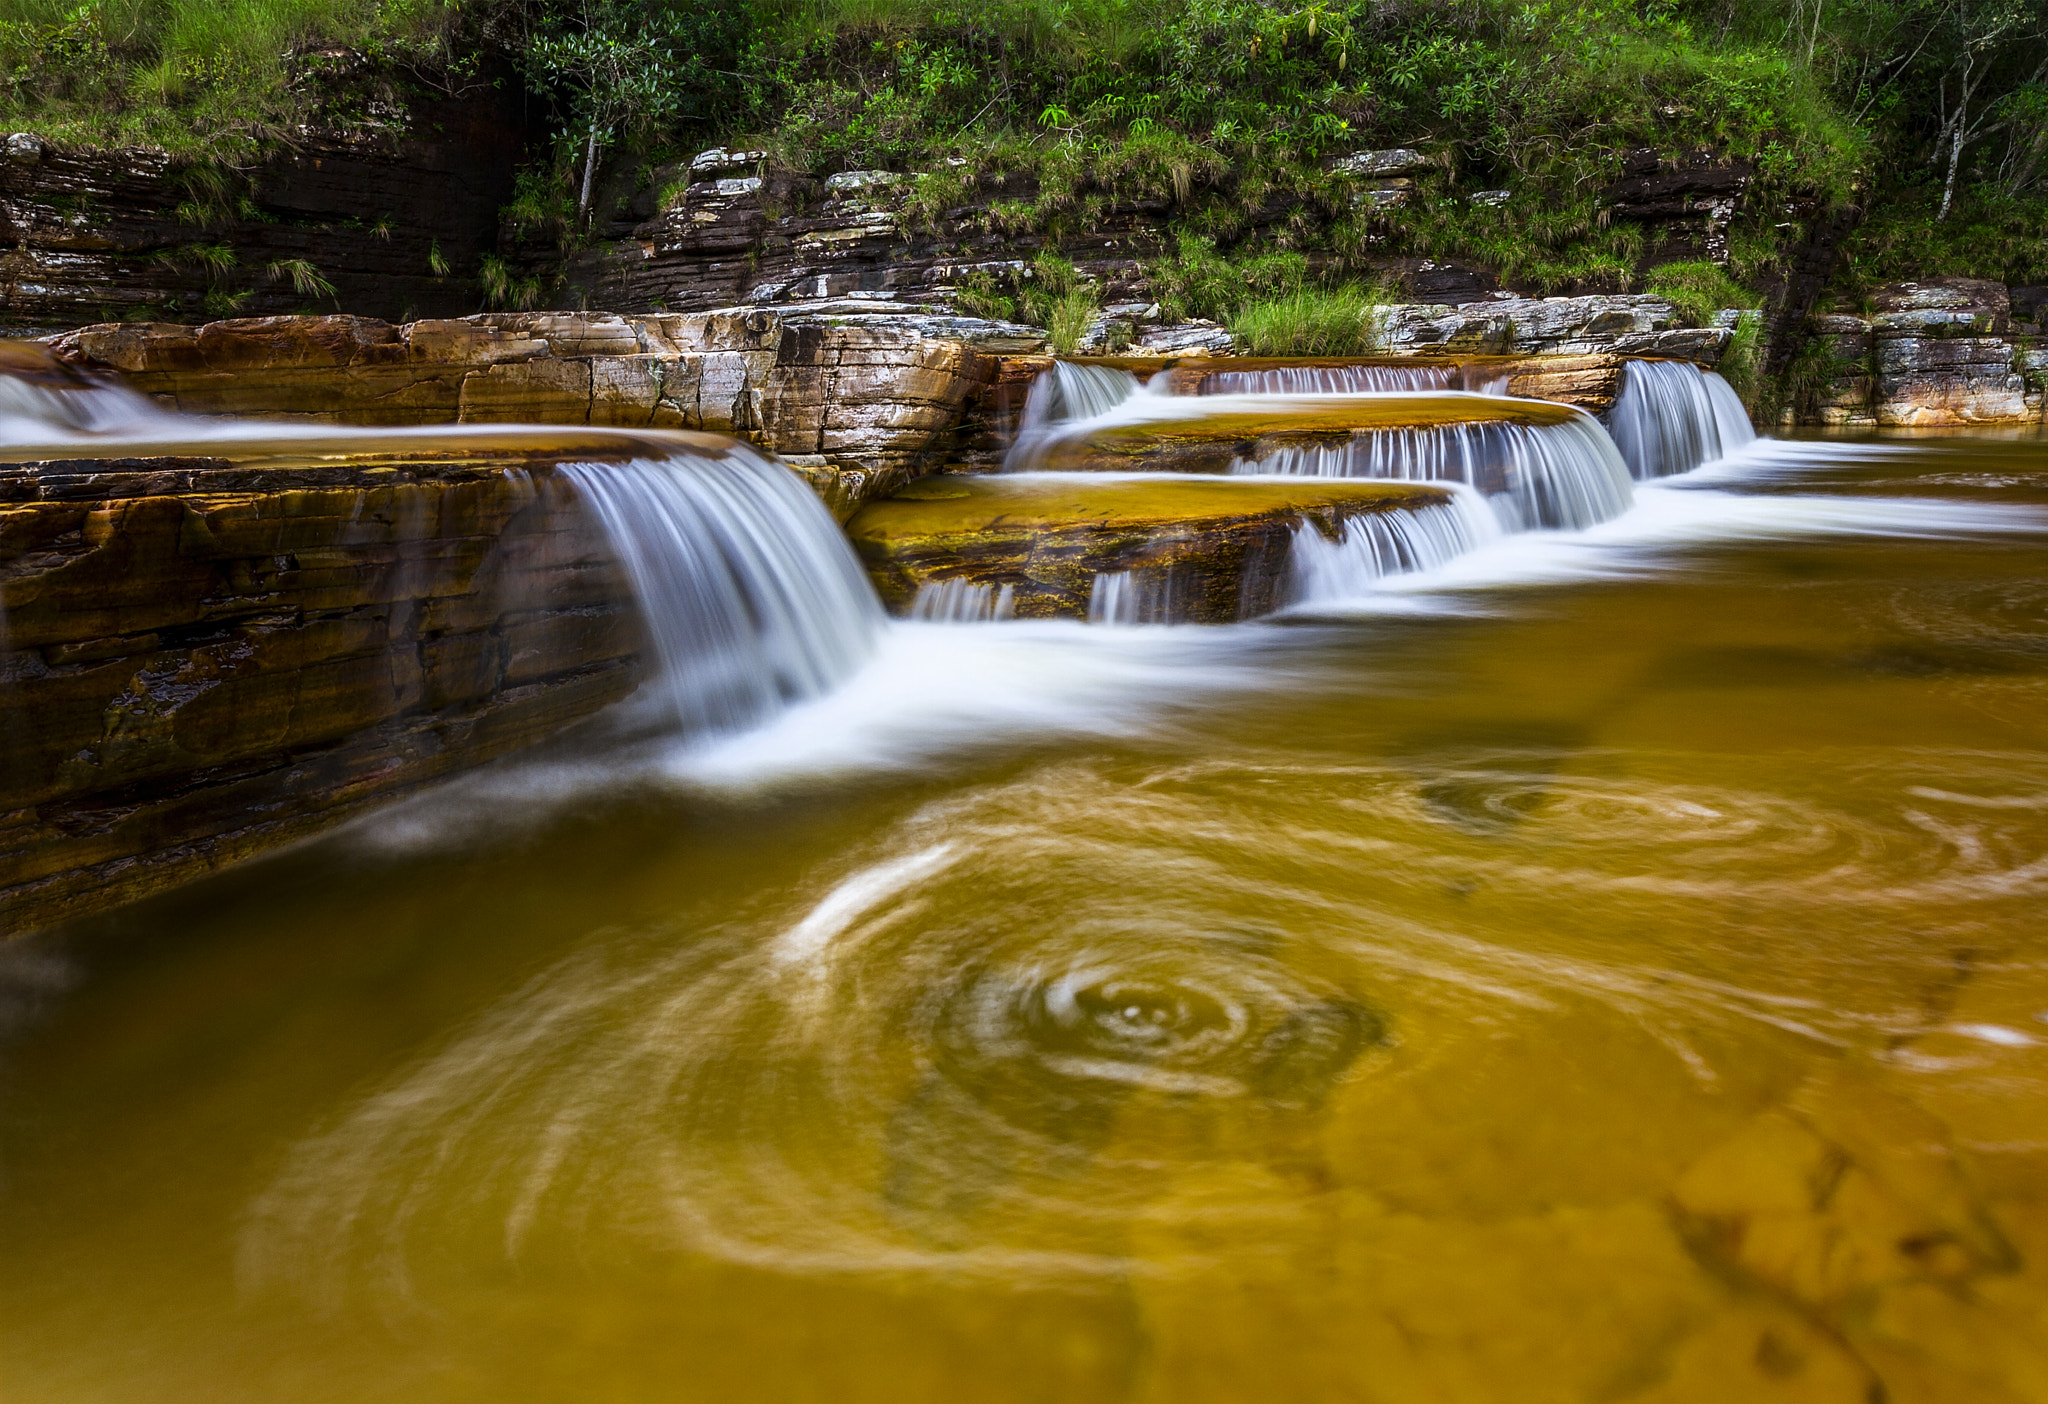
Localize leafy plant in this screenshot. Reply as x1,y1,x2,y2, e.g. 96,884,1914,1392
1643,261,1760,325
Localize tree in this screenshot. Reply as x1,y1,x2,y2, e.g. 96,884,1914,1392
517,0,751,223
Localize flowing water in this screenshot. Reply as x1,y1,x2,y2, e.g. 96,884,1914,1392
1607,357,1757,480
6,380,2048,1402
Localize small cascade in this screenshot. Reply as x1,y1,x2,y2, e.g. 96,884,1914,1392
1199,364,1461,395
1605,359,1756,479
1006,362,1146,469
1283,490,1503,605
908,578,1016,622
1231,411,1636,532
1088,568,1189,625
0,343,171,437
562,447,885,737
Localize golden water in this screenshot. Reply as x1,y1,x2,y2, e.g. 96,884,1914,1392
4,436,2048,1403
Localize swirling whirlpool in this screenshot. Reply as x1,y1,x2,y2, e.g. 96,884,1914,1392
241,749,2048,1299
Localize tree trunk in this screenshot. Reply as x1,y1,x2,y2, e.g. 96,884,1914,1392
1940,119,1964,220
578,121,600,222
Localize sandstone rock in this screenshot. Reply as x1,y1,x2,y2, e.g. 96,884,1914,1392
1602,148,1749,263
1870,277,2011,337
0,428,786,934
847,472,1453,620
49,305,1043,516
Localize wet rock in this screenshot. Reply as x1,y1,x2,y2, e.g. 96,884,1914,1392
846,472,1452,620
0,430,710,935
51,304,1046,517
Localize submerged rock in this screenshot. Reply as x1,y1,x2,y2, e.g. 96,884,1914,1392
846,472,1453,621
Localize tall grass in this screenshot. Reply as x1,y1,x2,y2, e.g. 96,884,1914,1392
1229,284,1388,357
0,0,463,156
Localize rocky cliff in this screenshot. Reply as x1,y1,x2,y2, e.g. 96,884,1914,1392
0,430,669,933
1803,277,2047,427
0,86,522,333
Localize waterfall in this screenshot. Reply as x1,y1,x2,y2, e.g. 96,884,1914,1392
908,578,1016,622
1005,362,1146,469
562,447,885,737
1229,412,1636,532
1282,490,1502,605
1088,567,1191,625
1605,359,1756,480
1198,365,1464,395
0,356,171,437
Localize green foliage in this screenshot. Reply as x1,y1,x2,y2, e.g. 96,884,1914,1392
265,257,337,302
1019,251,1098,353
0,0,473,159
479,252,544,309
1716,308,1764,406
1230,282,1387,355
1643,260,1760,325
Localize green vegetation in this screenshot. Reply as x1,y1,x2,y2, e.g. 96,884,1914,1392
1230,283,1387,356
3,0,2046,349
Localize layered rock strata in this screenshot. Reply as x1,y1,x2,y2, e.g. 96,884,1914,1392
0,88,522,330
848,473,1453,620
51,304,1047,518
1804,278,2045,427
0,430,697,934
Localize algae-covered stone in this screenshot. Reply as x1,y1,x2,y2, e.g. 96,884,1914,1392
846,472,1453,621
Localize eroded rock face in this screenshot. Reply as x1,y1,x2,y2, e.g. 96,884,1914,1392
0,93,521,330
1800,279,2042,427
0,430,686,934
847,473,1454,620
50,304,1047,518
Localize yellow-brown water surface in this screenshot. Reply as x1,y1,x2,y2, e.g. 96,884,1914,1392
4,435,2048,1402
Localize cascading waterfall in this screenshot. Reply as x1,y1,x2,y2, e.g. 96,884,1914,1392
1088,568,1188,625
1200,365,1484,395
1605,358,1756,480
1283,489,1504,605
562,447,885,737
1231,410,1636,532
0,363,173,437
1006,362,1147,469
909,578,1016,622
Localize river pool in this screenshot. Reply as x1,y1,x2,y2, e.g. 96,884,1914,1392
4,432,2047,1403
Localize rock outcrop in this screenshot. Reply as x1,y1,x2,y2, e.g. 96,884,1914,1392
1802,278,2044,427
0,88,522,332
0,429,703,934
51,304,1047,518
848,473,1453,620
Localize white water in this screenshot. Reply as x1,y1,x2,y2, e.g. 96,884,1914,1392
0,367,176,439
908,578,1016,622
1088,568,1190,625
1199,364,1463,395
1605,359,1755,479
561,449,885,737
1225,403,1637,532
1006,362,1148,469
1283,487,1504,606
